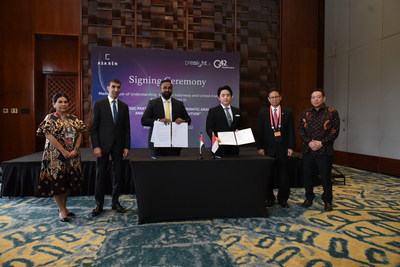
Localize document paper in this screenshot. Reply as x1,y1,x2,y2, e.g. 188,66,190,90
218,128,255,146
151,121,188,147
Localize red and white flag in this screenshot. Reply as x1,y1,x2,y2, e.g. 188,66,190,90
211,132,219,153
199,133,205,154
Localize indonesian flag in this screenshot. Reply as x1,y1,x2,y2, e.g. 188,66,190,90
199,133,205,154
211,132,219,153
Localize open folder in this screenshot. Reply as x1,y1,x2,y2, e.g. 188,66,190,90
217,128,255,146
151,121,188,147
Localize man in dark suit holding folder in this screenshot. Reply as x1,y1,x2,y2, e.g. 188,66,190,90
90,79,131,216
141,79,191,156
256,88,295,208
206,85,242,157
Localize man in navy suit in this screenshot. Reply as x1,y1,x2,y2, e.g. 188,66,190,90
90,79,131,216
206,85,242,157
141,79,191,156
256,88,295,208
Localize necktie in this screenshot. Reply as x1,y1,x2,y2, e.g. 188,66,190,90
112,100,118,124
225,107,232,127
165,100,171,119
273,108,278,128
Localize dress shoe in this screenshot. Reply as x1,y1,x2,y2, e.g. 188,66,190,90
92,205,103,217
301,199,313,208
60,217,71,222
112,203,126,213
324,202,333,212
266,200,275,207
58,210,76,217
279,201,289,208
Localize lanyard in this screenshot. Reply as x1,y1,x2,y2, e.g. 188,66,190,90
269,106,282,131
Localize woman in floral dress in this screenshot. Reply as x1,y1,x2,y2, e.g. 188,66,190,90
36,93,86,222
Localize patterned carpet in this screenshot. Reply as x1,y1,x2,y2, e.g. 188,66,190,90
0,165,399,266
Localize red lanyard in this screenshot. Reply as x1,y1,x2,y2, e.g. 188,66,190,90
269,106,281,131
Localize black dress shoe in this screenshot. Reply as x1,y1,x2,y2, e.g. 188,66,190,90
112,203,126,213
266,200,275,207
59,216,71,222
67,212,76,217
92,205,103,217
301,199,313,208
279,201,289,208
324,202,333,211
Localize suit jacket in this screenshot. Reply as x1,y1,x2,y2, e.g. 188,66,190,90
90,97,131,153
256,106,295,157
141,97,191,146
206,105,242,155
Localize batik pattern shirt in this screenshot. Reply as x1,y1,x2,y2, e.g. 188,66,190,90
298,106,340,155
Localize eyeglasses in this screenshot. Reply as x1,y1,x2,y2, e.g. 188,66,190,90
111,85,121,89
269,96,281,99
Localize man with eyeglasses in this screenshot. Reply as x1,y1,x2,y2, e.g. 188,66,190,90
141,79,191,157
91,79,131,216
298,89,340,212
256,88,295,208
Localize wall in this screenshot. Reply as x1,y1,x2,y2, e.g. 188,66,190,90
0,0,81,162
324,0,400,176
0,0,322,166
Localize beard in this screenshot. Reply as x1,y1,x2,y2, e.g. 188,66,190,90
162,91,172,99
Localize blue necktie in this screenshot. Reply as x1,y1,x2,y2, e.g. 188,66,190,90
112,100,118,124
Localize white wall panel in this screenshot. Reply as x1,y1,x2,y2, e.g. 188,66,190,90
380,34,400,159
349,0,382,49
383,0,400,37
348,42,381,156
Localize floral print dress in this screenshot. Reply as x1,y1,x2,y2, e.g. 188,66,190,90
36,113,86,196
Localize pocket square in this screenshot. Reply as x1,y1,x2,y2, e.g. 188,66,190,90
235,114,240,117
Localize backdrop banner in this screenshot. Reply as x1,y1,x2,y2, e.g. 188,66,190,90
91,47,240,148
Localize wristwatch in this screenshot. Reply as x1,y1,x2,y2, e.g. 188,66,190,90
74,147,80,151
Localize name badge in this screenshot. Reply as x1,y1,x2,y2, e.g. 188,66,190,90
274,131,281,137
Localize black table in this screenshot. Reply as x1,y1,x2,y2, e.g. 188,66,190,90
132,149,274,224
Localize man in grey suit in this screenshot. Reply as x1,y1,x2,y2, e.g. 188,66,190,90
256,88,295,208
141,79,191,157
90,79,131,216
206,85,242,157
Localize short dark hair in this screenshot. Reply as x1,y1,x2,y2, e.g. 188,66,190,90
217,85,233,97
159,79,172,87
267,88,281,96
311,88,325,97
52,92,69,103
108,79,121,86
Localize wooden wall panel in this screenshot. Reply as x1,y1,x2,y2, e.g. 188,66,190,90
0,0,81,162
81,0,281,140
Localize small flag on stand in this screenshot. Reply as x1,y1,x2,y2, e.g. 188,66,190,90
211,132,219,153
199,133,205,155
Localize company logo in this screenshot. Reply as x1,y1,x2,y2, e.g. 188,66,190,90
98,53,119,66
213,59,235,69
184,60,211,68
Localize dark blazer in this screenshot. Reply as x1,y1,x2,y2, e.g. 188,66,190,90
141,97,191,149
256,106,295,157
206,105,242,155
90,97,131,153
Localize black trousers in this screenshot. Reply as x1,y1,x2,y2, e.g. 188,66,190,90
303,153,333,203
95,146,123,206
266,155,290,203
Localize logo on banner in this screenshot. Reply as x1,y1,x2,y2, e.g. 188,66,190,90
213,59,235,69
185,60,211,68
98,53,119,66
